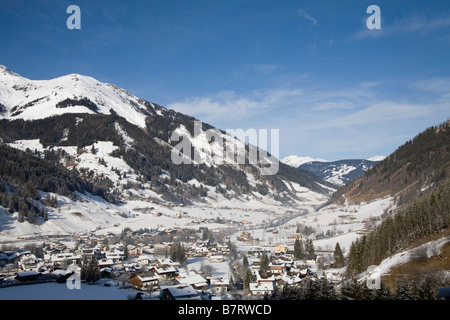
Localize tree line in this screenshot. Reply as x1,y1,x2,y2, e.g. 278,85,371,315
346,179,450,276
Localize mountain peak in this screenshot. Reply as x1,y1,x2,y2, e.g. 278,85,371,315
0,66,153,128
0,65,21,78
281,155,329,168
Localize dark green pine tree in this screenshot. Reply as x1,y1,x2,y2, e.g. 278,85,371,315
242,254,249,273
259,251,270,275
294,238,304,259
244,269,252,291
18,200,28,223
82,256,100,284
333,242,345,268
306,238,315,255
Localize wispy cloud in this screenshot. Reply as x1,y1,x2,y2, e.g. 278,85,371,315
298,9,319,26
353,13,450,39
169,78,450,159
168,89,303,123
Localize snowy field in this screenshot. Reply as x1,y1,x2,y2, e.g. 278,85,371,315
0,138,329,244
0,257,230,300
0,282,136,300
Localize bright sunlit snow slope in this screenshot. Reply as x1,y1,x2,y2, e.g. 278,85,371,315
0,65,152,128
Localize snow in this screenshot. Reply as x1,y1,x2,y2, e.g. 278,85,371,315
281,155,328,168
361,235,450,285
186,257,230,279
0,281,136,300
367,155,386,162
323,164,357,186
0,65,151,129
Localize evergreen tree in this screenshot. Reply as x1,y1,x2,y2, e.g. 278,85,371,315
333,242,345,268
294,238,304,259
18,200,27,223
259,251,270,275
170,241,187,266
81,256,100,284
242,254,249,272
305,239,315,255
244,269,252,291
123,245,129,260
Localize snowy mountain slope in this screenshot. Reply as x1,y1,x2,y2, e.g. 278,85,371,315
299,159,380,186
281,155,328,168
0,65,158,128
281,155,380,186
0,66,338,240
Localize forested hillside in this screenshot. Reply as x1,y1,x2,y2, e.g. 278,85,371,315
327,120,450,207
0,143,114,224
346,178,450,276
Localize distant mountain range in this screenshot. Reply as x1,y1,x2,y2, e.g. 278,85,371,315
281,155,385,186
327,119,450,207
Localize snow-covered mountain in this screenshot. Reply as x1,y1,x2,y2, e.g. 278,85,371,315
0,65,337,239
0,65,158,128
281,156,381,186
281,155,328,168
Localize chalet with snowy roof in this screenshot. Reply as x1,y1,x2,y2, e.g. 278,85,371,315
130,272,160,291
269,262,285,275
249,282,274,296
209,254,224,263
209,276,230,295
160,284,202,300
0,250,27,267
18,253,39,271
137,254,151,265
151,265,178,280
44,252,82,267
15,270,41,282
256,272,276,284
176,271,208,290
275,273,302,290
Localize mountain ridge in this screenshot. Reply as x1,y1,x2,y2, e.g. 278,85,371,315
327,119,450,207
0,65,334,225
281,156,381,187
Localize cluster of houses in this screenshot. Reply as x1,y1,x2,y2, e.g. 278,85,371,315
241,247,322,296
0,226,342,299
0,233,234,300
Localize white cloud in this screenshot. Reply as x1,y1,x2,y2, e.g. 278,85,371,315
168,89,303,123
298,9,318,26
168,78,450,159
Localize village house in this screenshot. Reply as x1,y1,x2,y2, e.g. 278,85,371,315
237,232,252,242
269,262,285,275
151,264,178,281
256,272,276,285
275,245,288,254
209,276,230,295
249,282,274,296
160,284,202,300
209,254,224,263
44,252,82,267
15,270,41,282
129,272,160,291
0,249,30,267
137,254,151,266
176,271,208,291
17,253,40,271
275,273,302,290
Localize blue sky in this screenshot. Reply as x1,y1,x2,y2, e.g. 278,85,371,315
1,0,449,160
